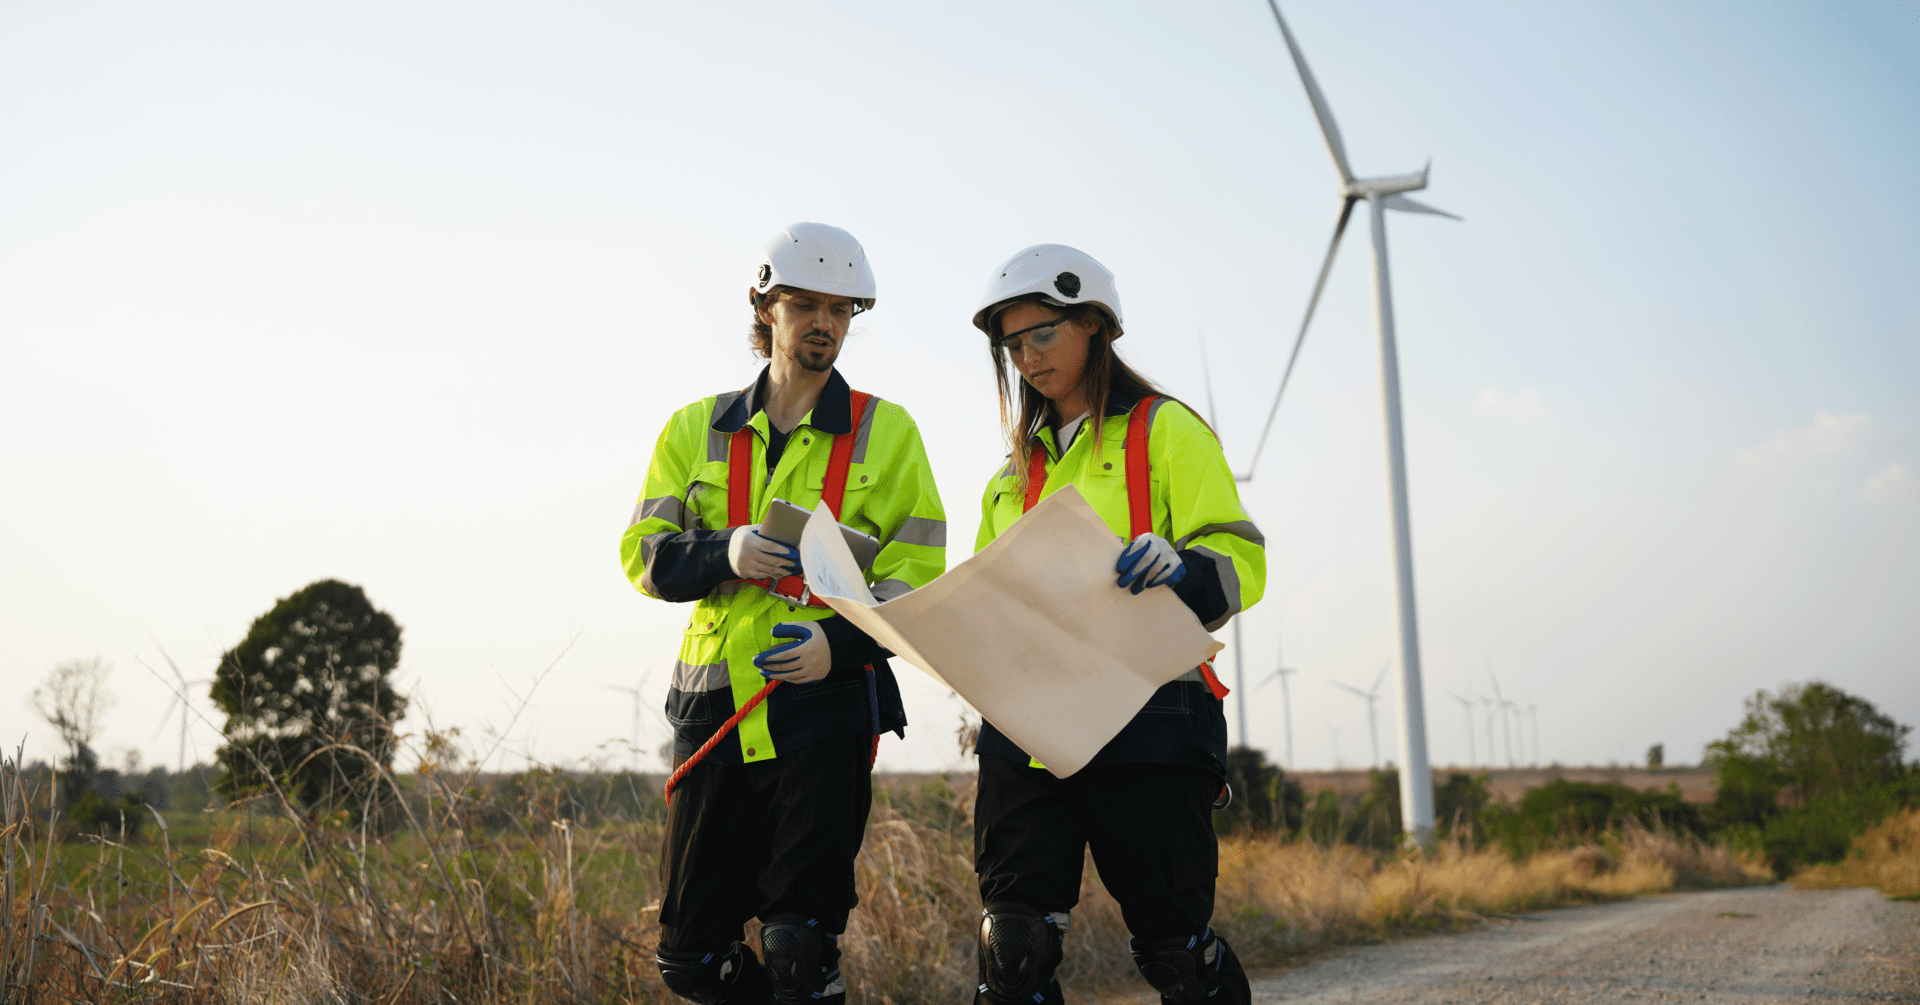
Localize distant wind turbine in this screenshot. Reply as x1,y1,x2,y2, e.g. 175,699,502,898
1486,664,1516,768
1243,1,1460,846
1478,692,1499,769
1257,640,1299,769
152,642,209,774
1447,690,1476,767
1329,664,1388,769
1527,698,1542,767
599,664,659,774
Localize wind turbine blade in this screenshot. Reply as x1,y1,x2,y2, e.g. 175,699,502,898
1263,0,1354,184
1198,330,1221,433
149,696,182,743
1383,194,1461,220
152,638,187,683
1329,680,1371,699
1243,198,1356,480
1370,662,1388,694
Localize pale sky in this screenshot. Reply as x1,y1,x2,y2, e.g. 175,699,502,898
3,1,1915,779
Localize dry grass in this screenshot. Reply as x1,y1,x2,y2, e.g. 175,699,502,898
1793,808,1920,899
1205,820,1770,968
1,752,1771,1005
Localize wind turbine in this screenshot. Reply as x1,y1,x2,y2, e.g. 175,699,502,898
153,642,209,774
1486,665,1516,768
1478,692,1499,770
1256,639,1298,769
1446,689,1476,767
1242,2,1460,845
599,665,658,774
1526,698,1542,767
1328,664,1388,769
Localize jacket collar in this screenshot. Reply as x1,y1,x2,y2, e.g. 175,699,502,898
1027,388,1148,455
711,366,854,435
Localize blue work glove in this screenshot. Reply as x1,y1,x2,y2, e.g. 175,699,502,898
752,622,833,684
1115,533,1186,594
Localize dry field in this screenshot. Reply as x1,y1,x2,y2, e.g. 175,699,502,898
2,760,1770,1004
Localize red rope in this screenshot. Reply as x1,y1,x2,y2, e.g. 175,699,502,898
662,679,883,803
664,680,781,802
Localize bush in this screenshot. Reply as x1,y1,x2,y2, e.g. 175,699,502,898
1488,779,1705,859
1705,681,1916,876
1214,746,1305,835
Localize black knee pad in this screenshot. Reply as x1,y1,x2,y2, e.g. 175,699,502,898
761,914,842,1005
976,901,1066,1005
657,942,767,1005
1129,929,1248,1005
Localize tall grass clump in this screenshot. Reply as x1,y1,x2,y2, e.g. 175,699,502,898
1792,807,1920,899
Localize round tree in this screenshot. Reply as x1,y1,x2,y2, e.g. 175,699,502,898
212,579,407,814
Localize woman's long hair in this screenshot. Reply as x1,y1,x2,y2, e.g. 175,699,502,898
987,297,1196,492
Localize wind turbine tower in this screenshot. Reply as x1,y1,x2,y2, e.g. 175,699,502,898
1330,665,1388,769
1528,700,1542,767
1244,2,1460,844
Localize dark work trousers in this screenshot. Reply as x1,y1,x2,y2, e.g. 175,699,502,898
657,733,875,951
974,755,1219,940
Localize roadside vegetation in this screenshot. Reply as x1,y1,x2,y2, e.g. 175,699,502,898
3,578,1909,1001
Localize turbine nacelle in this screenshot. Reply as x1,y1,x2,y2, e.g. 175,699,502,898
1344,167,1430,199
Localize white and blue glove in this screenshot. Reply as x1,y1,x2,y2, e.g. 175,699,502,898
753,622,834,684
728,525,800,581
1115,533,1186,594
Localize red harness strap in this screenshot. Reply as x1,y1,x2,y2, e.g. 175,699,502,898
728,391,871,606
1025,396,1230,701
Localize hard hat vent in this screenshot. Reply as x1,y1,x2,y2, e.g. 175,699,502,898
1054,272,1081,298
757,263,772,287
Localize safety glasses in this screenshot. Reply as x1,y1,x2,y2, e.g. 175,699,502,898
992,317,1073,356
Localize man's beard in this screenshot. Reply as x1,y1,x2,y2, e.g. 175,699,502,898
785,337,839,374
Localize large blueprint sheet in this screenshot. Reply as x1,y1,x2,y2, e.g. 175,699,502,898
800,486,1223,778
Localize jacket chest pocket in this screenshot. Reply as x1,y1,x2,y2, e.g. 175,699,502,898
684,461,735,531
806,458,881,538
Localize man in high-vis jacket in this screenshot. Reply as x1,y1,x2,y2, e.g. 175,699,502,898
622,222,945,1005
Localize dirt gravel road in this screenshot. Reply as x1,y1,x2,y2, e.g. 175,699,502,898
1248,885,1918,1003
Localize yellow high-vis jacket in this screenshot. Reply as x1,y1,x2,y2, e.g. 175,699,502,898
621,368,946,765
974,391,1265,774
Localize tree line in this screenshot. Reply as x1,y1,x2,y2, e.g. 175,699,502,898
25,577,1917,878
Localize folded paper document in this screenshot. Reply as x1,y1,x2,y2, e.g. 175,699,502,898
800,486,1223,778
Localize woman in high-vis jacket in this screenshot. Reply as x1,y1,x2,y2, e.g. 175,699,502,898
967,245,1265,1005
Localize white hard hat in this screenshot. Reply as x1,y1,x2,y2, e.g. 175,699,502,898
751,222,877,311
971,244,1124,338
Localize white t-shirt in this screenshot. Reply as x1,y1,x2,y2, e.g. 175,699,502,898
1056,411,1091,453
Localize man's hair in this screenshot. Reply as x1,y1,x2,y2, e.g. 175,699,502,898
746,286,794,360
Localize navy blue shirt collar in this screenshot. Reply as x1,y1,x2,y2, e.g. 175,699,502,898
710,366,855,435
